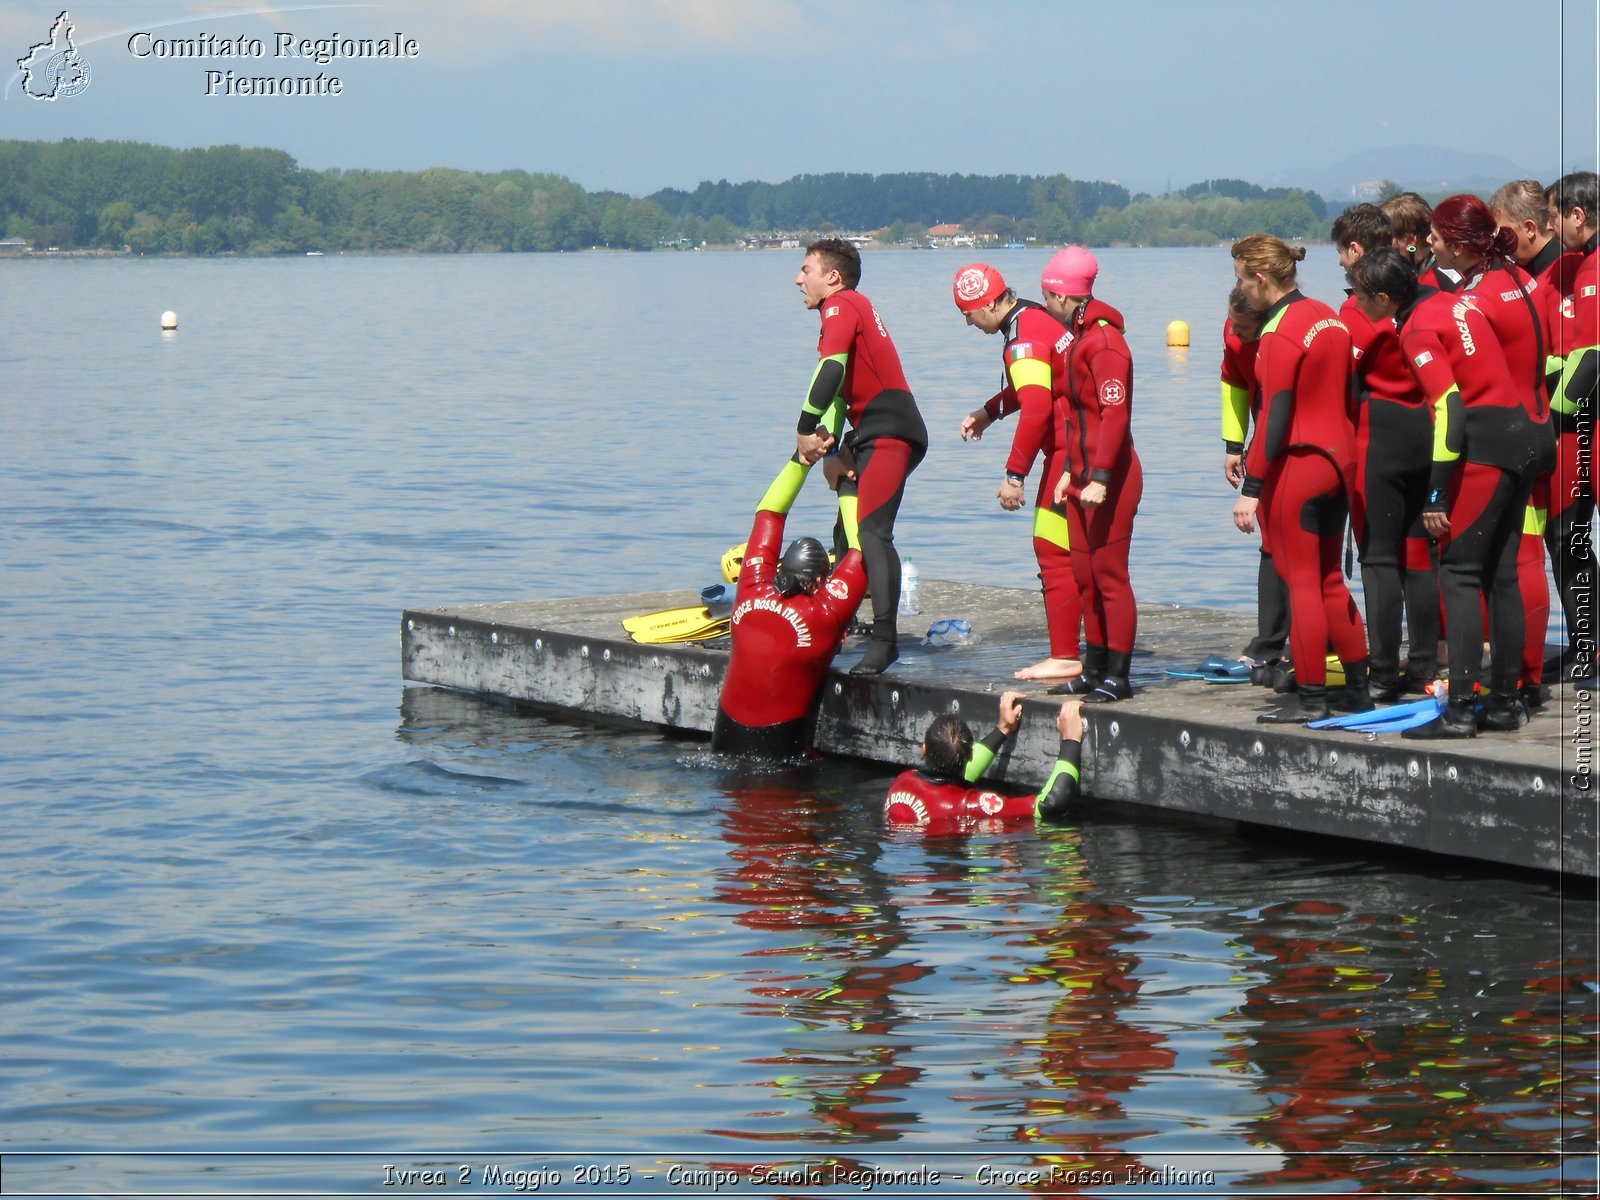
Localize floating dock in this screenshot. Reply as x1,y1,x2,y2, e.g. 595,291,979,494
402,579,1595,878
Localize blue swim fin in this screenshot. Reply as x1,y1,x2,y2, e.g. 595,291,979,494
1308,696,1441,730
1167,653,1243,680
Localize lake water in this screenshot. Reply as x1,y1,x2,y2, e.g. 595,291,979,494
2,250,1594,1195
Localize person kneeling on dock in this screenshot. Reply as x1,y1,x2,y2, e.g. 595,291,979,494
712,455,866,761
884,692,1086,835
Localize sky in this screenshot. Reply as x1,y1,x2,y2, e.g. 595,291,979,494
3,0,1597,198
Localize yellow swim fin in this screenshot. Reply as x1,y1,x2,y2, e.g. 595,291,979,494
623,606,731,643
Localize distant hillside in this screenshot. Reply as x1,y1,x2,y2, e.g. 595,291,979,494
1261,145,1532,204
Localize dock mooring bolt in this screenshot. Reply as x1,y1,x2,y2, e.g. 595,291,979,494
1179,730,1191,747
1408,760,1420,777
535,638,544,651
580,644,590,657
1251,740,1264,756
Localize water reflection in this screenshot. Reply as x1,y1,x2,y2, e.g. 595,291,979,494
709,768,926,1143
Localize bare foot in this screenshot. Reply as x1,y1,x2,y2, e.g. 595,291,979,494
1013,657,1083,682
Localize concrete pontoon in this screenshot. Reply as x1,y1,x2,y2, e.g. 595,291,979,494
402,578,1596,878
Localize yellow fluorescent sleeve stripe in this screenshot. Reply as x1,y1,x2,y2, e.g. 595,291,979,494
1221,383,1250,443
1033,503,1070,550
1431,388,1460,463
1007,357,1053,393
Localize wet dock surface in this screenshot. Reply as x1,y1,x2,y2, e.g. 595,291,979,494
403,578,1595,877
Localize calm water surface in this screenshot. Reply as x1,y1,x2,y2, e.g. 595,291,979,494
1,252,1594,1195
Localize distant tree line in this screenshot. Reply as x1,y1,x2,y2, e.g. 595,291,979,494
0,138,1333,255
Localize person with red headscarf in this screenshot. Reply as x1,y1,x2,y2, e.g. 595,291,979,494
953,262,1083,685
1347,247,1540,738
1042,246,1144,703
1429,194,1555,712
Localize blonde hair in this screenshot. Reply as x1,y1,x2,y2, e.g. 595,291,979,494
1231,234,1306,289
1491,179,1547,226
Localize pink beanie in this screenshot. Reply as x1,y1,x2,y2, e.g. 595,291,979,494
1041,246,1099,297
953,263,1006,312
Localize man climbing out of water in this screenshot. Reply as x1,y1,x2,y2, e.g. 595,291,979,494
884,691,1087,835
793,238,929,676
711,451,867,760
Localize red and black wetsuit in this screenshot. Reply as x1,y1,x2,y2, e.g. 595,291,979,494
980,300,1079,660
796,289,929,632
1222,316,1289,664
1397,291,1540,702
883,730,1083,835
1418,254,1462,294
1241,292,1366,688
1460,260,1555,689
1546,234,1598,671
1059,297,1142,658
1342,291,1439,690
712,509,867,759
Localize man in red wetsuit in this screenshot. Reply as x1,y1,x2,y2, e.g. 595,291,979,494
884,692,1086,835
1231,234,1370,724
1044,247,1144,703
794,238,929,676
712,456,867,760
1333,203,1440,701
1349,247,1540,737
954,262,1082,685
1545,172,1598,683
1495,180,1583,694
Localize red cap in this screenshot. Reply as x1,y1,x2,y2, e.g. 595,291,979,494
953,263,1006,312
1041,246,1099,297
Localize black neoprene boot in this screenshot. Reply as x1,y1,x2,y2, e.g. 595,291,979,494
1367,661,1402,704
1402,696,1478,740
1400,659,1436,695
1335,659,1377,714
1257,683,1329,724
1049,643,1106,696
850,625,899,676
1083,649,1133,703
1477,691,1529,732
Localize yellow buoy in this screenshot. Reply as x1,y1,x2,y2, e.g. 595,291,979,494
160,310,178,330
1166,319,1189,348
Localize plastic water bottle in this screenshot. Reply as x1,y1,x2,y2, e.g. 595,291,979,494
923,618,980,647
898,557,921,616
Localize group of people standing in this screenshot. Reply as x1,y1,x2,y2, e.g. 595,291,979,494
710,168,1596,790
1224,173,1596,740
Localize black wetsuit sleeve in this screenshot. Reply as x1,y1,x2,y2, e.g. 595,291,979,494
1035,737,1083,823
797,357,847,435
